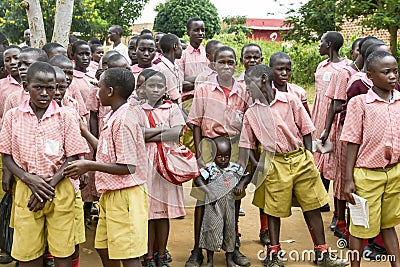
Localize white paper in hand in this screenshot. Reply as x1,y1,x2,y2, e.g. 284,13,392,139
348,193,369,228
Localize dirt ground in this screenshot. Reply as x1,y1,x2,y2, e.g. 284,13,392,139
3,183,397,267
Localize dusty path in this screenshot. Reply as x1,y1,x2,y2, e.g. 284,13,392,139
3,184,395,266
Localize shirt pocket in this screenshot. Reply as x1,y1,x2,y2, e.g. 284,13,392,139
45,139,60,156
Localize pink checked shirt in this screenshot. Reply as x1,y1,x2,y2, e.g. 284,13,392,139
85,87,111,133
325,66,357,101
0,99,90,178
131,64,161,82
0,75,22,121
340,89,400,168
65,71,89,121
3,89,29,121
239,91,315,153
95,103,147,193
195,67,217,87
157,56,183,102
187,78,249,138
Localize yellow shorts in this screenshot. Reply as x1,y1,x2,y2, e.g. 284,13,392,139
350,165,400,239
253,147,328,218
74,191,85,245
95,185,148,259
12,178,76,261
190,137,245,201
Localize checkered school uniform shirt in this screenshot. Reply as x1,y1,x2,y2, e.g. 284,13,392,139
239,91,315,153
340,89,400,168
0,99,89,178
157,56,184,102
187,78,249,139
95,103,147,193
0,75,22,122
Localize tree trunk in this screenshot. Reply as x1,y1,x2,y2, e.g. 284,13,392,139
52,0,74,48
20,0,46,48
388,23,398,61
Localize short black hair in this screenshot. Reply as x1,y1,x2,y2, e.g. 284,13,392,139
241,43,262,58
129,35,139,43
90,44,103,54
351,37,364,51
72,40,89,55
49,55,72,67
27,61,56,83
360,37,384,59
111,25,123,36
0,53,4,68
140,29,152,36
214,46,236,62
159,34,180,54
205,40,222,55
53,65,66,78
269,52,291,67
42,42,64,56
366,51,395,71
323,31,344,51
138,68,157,81
102,50,120,62
245,64,273,85
4,45,22,53
213,136,231,152
103,68,135,99
21,48,49,62
365,44,389,65
107,54,129,68
187,18,204,31
143,70,166,85
88,37,101,45
136,35,155,47
69,34,78,44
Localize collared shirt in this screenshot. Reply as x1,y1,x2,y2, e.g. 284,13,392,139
67,70,90,123
85,86,111,134
3,89,29,122
95,103,148,193
0,99,89,178
325,66,357,101
130,64,161,83
87,61,99,78
0,75,22,121
272,82,308,105
187,77,249,138
109,42,130,63
194,67,217,88
341,89,400,168
239,91,315,153
177,44,209,97
157,56,183,102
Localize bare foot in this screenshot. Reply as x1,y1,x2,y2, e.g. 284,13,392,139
226,258,236,267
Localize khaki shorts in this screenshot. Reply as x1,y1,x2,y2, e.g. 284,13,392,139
95,185,148,259
12,178,76,261
181,98,195,153
190,137,245,201
350,165,400,239
74,191,85,245
253,147,328,218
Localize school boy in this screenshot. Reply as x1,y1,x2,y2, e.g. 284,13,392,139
194,40,223,85
131,35,160,80
237,43,264,86
42,42,68,60
341,51,400,267
240,64,348,267
153,32,165,64
158,34,183,103
3,48,49,119
70,40,94,100
312,31,350,212
63,68,148,267
88,44,104,76
128,36,139,66
108,25,130,62
0,61,90,266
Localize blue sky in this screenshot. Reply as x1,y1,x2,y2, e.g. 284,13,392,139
135,0,305,23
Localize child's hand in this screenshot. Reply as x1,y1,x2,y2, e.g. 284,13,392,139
197,158,208,170
79,119,88,133
319,129,329,144
344,179,356,205
27,193,47,212
234,182,245,196
23,173,55,202
63,160,91,179
79,173,89,190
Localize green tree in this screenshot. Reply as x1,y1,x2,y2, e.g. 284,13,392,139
339,0,400,58
222,16,252,37
0,0,148,44
283,0,342,44
153,0,220,39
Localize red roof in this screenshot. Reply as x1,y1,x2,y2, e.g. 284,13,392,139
245,18,291,30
